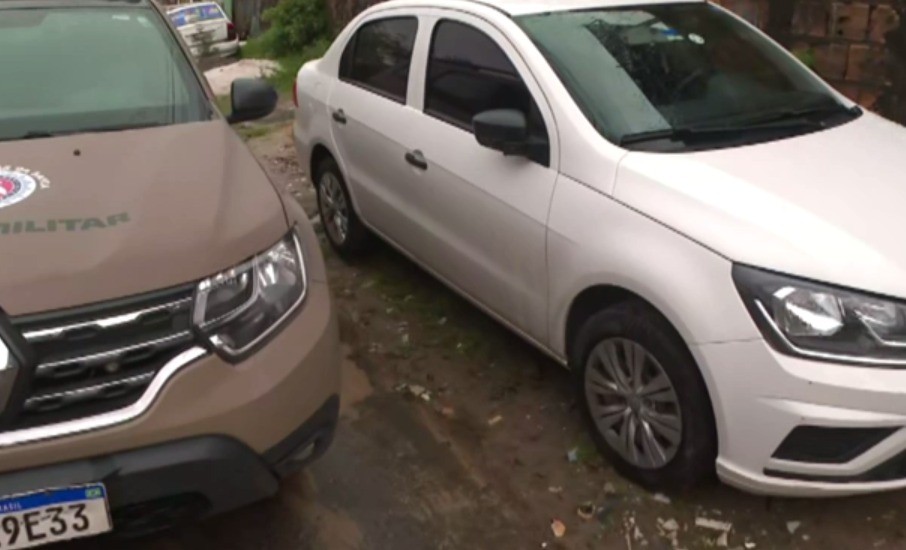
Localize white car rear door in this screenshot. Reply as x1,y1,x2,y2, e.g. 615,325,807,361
325,16,428,250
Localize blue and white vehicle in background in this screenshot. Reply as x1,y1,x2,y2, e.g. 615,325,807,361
167,1,239,58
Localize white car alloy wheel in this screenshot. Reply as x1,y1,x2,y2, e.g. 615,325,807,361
319,171,349,246
584,338,682,469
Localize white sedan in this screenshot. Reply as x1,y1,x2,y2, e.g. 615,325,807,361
168,2,238,58
293,0,906,497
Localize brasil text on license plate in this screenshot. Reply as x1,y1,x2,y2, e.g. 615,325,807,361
0,484,111,549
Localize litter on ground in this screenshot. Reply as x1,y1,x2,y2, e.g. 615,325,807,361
577,502,596,520
567,447,579,463
658,518,679,532
696,517,733,532
716,530,729,547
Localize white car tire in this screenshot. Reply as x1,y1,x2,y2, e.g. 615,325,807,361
573,301,717,492
315,157,372,258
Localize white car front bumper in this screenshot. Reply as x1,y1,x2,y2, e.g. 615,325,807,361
699,339,906,496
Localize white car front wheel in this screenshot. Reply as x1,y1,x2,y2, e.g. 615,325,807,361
573,301,717,491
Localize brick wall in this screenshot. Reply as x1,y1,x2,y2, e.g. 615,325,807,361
326,0,906,125
713,0,905,124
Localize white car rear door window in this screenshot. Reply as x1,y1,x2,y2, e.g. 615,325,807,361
327,16,428,249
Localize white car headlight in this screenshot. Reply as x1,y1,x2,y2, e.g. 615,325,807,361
193,230,307,360
734,265,906,366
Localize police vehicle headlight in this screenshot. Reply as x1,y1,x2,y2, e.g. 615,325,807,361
193,229,306,360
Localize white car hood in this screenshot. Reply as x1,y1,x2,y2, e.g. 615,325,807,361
616,112,906,298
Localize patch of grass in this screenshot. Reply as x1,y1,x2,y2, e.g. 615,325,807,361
214,95,231,116
373,272,453,320
241,37,331,96
793,47,817,69
236,124,275,140
362,255,509,361
574,438,603,467
233,0,333,98
259,0,329,57
565,436,606,470
239,32,272,59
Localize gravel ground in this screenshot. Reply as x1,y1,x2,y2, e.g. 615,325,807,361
203,58,279,96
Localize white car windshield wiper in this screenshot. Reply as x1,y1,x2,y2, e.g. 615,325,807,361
737,103,861,128
619,105,859,147
620,101,862,147
619,125,754,146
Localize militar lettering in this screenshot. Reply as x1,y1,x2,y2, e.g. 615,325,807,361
0,213,130,236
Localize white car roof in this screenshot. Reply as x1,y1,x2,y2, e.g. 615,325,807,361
374,0,704,17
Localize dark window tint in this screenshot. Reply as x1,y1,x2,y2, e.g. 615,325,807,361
340,17,418,102
425,20,546,142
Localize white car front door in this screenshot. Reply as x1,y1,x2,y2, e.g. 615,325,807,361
401,13,560,343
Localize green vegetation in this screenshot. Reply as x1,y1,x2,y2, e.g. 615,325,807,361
357,253,511,362
214,94,231,115
571,437,605,468
216,94,287,141
236,124,279,140
260,0,330,56
793,47,817,70
251,38,331,94
240,0,333,95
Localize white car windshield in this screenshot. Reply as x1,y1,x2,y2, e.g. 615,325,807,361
0,6,209,142
519,3,857,150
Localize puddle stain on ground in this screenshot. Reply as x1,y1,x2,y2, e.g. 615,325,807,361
339,343,373,420
280,473,365,550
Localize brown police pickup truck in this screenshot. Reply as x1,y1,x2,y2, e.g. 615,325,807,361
0,0,339,546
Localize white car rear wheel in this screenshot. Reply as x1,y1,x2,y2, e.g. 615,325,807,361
314,157,372,258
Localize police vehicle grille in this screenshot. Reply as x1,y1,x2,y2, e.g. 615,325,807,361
10,284,196,430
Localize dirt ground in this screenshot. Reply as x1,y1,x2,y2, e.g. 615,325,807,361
67,122,906,550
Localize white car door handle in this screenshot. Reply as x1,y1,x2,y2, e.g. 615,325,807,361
405,150,428,171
